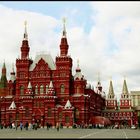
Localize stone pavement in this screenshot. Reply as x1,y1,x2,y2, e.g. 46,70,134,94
0,127,140,139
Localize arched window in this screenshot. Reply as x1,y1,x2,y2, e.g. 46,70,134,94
40,85,44,94
65,115,70,123
75,108,79,119
16,112,19,120
59,112,62,121
46,85,49,94
35,85,38,94
76,86,80,93
20,85,24,95
25,107,29,117
48,107,52,117
60,84,65,93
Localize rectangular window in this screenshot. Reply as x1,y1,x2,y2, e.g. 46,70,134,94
65,116,70,123
48,108,52,117
25,107,29,117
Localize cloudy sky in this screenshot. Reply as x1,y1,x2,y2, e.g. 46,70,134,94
0,1,140,99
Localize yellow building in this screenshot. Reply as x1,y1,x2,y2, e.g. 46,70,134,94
130,91,140,127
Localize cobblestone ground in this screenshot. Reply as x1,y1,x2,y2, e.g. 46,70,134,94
0,127,140,139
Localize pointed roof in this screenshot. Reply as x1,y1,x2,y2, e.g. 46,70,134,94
49,81,53,88
62,17,66,38
11,63,15,73
23,20,28,40
47,81,55,95
9,101,16,109
108,80,115,98
0,61,7,88
64,100,72,109
10,63,16,82
96,72,101,88
3,61,6,69
27,81,32,89
122,79,128,94
29,53,56,71
59,18,69,57
76,59,81,72
74,59,84,80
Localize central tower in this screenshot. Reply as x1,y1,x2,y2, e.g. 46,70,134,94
55,18,73,99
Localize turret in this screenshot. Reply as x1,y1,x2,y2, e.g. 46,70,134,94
21,21,30,59
47,81,55,95
10,63,16,83
26,81,33,94
122,79,128,95
0,61,7,88
74,59,84,80
59,18,69,57
96,72,102,94
74,60,86,95
120,77,131,109
108,80,115,99
106,78,117,110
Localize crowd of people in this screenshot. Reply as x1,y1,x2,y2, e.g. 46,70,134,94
0,121,63,131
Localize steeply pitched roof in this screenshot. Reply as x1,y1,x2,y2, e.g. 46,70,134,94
9,101,16,109
29,53,56,71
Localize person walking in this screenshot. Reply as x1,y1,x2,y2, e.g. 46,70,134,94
15,121,18,130
20,122,23,131
25,121,29,130
56,122,59,132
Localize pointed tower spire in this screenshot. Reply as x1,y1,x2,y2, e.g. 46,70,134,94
0,61,7,88
96,71,102,93
10,63,16,82
76,59,81,72
97,71,101,85
60,17,69,56
49,81,53,88
122,77,128,94
21,21,30,59
62,17,66,38
9,101,16,109
47,81,55,95
24,20,28,40
27,81,32,89
74,59,84,80
108,78,115,98
26,81,33,94
64,100,72,109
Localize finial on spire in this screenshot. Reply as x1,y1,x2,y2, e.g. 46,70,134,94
109,76,112,81
12,63,14,72
3,59,6,68
24,20,28,40
62,17,66,38
97,71,100,82
124,75,126,80
77,59,79,68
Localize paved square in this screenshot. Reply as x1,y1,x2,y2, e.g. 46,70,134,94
0,127,140,139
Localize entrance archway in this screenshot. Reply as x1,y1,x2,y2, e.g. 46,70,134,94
120,120,129,128
34,109,43,128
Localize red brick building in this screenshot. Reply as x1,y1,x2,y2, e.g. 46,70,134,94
102,79,137,128
0,21,105,128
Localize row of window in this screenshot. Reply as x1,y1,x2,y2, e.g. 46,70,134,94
104,112,131,117
20,84,83,95
19,72,68,79
20,84,65,95
13,109,79,124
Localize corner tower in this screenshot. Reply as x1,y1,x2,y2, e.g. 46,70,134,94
55,18,73,99
106,79,117,110
120,77,131,109
16,21,33,96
